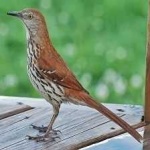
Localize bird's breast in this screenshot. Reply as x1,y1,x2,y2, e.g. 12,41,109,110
27,39,40,62
27,64,65,104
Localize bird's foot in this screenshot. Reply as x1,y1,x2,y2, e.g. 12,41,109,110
31,124,47,132
50,129,61,135
27,134,48,142
31,124,61,134
27,133,60,142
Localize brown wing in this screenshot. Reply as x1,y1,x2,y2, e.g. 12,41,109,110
37,47,89,94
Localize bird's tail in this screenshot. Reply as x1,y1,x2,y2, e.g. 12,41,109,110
83,96,142,143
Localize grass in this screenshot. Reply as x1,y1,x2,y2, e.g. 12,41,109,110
0,0,147,104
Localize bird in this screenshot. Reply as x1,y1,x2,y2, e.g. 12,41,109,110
7,8,142,143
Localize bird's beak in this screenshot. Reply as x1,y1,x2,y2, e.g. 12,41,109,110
7,11,22,18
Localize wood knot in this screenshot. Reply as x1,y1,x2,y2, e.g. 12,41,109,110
116,108,125,112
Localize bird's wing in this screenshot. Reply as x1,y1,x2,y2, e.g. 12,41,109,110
37,48,89,94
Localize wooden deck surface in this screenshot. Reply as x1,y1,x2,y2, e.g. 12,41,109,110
0,96,144,150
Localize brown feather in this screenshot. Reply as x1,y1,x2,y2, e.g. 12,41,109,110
37,44,143,142
65,89,142,142
8,8,142,143
37,45,89,94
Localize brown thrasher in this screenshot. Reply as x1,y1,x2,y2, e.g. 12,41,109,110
7,8,142,142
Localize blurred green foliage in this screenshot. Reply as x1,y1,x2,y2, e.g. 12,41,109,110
0,0,147,104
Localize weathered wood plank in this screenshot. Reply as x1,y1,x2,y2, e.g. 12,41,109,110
0,103,143,150
0,102,33,120
0,96,143,114
143,124,150,150
0,105,33,120
145,0,150,123
47,114,143,150
0,107,49,133
0,106,77,149
0,96,49,107
74,124,144,150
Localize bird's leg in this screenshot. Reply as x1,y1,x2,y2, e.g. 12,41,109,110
27,104,60,142
45,111,61,135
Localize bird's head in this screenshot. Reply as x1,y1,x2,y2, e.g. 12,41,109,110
7,8,47,37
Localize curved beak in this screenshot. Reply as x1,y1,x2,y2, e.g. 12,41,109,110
7,11,22,18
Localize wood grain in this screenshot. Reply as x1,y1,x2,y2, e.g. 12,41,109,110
0,104,33,120
143,124,150,150
145,0,150,123
0,97,144,150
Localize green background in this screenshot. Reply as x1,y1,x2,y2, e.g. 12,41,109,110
0,0,147,104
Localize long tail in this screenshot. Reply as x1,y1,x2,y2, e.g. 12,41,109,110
84,96,142,143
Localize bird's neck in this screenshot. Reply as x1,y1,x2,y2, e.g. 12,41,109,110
26,24,51,46
26,24,54,65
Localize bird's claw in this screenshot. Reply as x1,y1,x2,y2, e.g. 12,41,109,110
31,124,47,132
26,134,56,142
27,134,47,142
30,124,61,135
50,129,61,135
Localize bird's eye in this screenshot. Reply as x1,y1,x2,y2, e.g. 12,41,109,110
28,14,33,19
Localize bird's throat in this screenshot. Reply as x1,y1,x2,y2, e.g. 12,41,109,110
25,27,30,40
